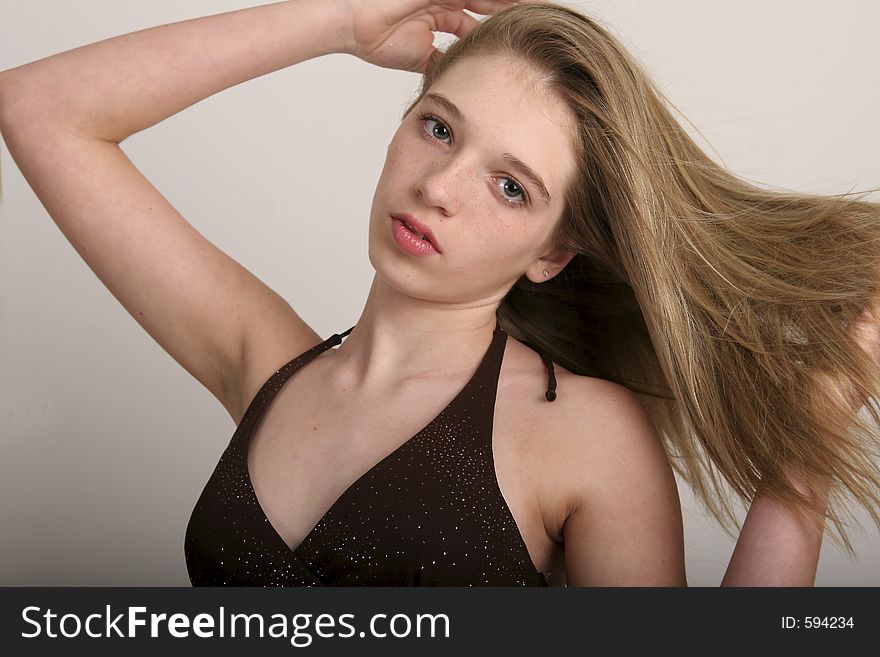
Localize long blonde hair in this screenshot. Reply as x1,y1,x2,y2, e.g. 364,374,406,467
403,2,880,554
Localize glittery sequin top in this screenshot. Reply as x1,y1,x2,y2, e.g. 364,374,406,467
184,322,559,586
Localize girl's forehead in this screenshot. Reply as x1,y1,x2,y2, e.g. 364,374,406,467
432,52,550,99
427,54,575,136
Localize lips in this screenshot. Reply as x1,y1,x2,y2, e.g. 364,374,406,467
391,213,442,253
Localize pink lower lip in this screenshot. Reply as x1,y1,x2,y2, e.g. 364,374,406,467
391,218,440,256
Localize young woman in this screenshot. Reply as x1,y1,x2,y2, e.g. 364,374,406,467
1,0,877,586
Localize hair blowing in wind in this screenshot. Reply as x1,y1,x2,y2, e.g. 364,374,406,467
401,2,880,554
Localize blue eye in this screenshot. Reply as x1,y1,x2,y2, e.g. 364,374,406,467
494,177,528,208
419,113,451,142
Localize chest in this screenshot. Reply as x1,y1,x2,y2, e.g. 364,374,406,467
245,359,564,577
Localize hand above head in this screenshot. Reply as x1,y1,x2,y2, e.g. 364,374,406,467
343,0,522,73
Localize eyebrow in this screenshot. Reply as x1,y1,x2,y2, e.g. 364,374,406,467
423,92,553,205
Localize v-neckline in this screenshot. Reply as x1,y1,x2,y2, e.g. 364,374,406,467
240,324,508,564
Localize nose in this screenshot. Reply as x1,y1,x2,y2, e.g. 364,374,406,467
415,156,466,217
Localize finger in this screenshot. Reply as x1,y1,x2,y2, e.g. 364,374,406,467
429,47,445,71
852,300,880,365
433,9,481,39
415,47,444,74
463,0,520,17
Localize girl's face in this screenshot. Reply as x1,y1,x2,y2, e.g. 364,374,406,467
368,52,578,305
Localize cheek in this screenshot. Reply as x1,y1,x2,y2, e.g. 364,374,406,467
382,133,415,174
464,230,532,268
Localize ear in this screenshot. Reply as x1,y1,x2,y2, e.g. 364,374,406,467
526,246,577,283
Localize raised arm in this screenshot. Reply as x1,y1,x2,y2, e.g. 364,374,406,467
0,0,354,424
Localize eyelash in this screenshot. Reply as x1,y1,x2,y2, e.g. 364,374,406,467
416,112,531,210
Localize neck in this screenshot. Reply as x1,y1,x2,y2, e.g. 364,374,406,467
331,274,502,390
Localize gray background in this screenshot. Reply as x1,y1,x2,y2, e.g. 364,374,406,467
1,0,877,585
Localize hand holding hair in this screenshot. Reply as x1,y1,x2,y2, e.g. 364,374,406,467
346,0,521,72
724,299,880,586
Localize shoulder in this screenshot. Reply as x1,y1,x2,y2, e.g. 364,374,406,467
539,368,677,509
564,375,686,585
502,337,670,471
503,341,686,585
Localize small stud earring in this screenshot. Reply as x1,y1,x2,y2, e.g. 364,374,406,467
542,269,549,277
